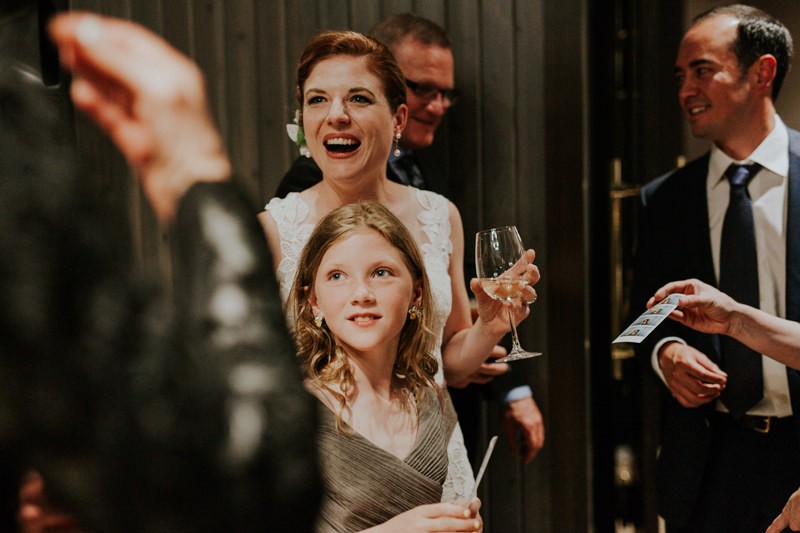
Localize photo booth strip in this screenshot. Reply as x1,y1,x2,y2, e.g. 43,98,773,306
612,293,681,344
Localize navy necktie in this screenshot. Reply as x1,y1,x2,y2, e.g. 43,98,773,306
718,163,762,417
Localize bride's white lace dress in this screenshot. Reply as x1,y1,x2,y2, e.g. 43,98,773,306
265,188,475,502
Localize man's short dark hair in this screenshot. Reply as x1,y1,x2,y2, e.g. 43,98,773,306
370,13,451,53
694,4,793,100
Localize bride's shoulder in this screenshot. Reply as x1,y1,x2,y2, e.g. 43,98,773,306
264,192,317,226
408,188,455,216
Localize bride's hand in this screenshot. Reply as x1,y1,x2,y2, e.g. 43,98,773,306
471,249,539,334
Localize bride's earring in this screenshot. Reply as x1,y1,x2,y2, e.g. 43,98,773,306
393,130,402,157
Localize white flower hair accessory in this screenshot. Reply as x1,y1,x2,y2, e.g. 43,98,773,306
286,109,310,158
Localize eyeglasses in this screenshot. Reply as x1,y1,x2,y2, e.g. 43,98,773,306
405,78,460,105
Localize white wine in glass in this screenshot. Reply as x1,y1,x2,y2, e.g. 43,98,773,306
475,225,541,362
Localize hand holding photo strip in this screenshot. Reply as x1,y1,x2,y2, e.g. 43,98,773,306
613,294,681,344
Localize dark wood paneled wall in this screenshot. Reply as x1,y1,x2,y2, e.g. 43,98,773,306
60,1,591,530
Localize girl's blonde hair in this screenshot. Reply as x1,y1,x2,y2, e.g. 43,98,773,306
288,202,438,428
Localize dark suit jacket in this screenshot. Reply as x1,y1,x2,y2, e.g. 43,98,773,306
629,127,800,526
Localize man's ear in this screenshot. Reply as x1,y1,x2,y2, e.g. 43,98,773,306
754,54,778,95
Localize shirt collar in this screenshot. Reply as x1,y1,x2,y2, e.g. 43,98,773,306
709,115,789,186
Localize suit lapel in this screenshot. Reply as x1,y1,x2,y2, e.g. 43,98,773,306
785,129,800,321
781,129,800,423
691,154,721,359
684,154,716,285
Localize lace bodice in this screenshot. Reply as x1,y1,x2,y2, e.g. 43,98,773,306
264,189,473,501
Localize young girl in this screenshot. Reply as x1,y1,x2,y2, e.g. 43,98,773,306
289,202,481,532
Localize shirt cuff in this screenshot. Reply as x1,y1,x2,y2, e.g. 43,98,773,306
503,385,533,403
651,336,686,385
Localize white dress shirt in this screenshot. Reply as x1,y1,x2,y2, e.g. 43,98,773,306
653,115,792,417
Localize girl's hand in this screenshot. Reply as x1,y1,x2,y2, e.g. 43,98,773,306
363,499,482,532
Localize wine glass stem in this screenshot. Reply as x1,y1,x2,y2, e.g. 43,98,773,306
507,308,524,354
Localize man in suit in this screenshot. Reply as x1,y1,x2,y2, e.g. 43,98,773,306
630,5,799,531
275,13,544,465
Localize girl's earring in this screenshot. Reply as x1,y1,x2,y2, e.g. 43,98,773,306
407,305,419,320
314,315,323,328
393,130,402,157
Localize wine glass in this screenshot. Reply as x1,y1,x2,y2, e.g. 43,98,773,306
475,225,541,362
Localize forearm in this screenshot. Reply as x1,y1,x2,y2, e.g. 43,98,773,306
730,302,800,369
143,139,231,225
442,319,506,384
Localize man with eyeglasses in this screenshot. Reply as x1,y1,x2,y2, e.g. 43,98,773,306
373,14,458,191
275,12,545,469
